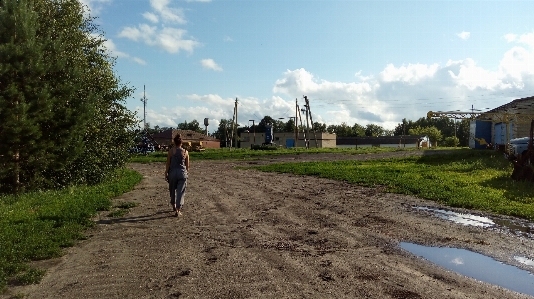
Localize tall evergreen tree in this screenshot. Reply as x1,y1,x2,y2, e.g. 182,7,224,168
0,0,83,192
0,0,137,192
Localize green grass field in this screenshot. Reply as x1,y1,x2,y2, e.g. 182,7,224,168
0,168,142,292
255,149,534,220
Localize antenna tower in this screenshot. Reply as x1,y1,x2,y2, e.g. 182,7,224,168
141,85,148,130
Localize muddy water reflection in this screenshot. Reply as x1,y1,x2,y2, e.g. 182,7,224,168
400,242,534,296
415,207,534,239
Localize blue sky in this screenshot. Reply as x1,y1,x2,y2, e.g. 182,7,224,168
82,0,534,133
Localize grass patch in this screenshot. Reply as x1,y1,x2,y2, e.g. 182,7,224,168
107,201,139,217
256,149,534,220
129,146,422,163
0,168,143,292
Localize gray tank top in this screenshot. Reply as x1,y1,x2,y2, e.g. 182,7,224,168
169,147,187,172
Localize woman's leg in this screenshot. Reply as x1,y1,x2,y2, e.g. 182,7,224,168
175,178,187,212
168,174,178,211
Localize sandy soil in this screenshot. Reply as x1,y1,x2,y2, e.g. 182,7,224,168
5,151,534,299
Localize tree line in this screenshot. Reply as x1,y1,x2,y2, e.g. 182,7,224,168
146,115,471,148
0,0,137,193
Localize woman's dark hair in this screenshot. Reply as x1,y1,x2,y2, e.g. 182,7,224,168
173,134,182,146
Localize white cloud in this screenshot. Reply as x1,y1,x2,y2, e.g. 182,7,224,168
224,36,233,42
504,33,517,43
379,63,439,84
150,0,186,24
133,57,147,65
446,58,505,90
143,12,159,23
119,25,200,54
271,46,534,130
499,31,534,81
102,39,146,65
517,32,534,48
102,39,128,58
145,30,534,132
457,31,470,40
201,59,223,71
119,0,201,54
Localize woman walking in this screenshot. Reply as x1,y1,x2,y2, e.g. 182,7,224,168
165,134,190,217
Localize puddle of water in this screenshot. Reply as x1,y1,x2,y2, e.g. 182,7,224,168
400,242,534,296
415,207,534,239
415,207,495,227
515,256,534,267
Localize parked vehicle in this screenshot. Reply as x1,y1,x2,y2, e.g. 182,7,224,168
505,136,530,161
129,134,156,154
508,120,534,181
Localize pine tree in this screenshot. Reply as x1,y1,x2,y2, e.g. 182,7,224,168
0,0,56,192
0,0,137,193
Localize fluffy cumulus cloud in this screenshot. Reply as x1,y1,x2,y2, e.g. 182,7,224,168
145,30,534,132
457,31,470,40
102,39,146,65
201,59,223,71
119,25,199,54
149,0,187,24
143,12,159,23
379,63,439,84
500,31,534,81
271,37,534,130
118,0,200,54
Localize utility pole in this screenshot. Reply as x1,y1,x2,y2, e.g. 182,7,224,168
234,98,238,149
230,98,238,149
140,85,148,131
304,96,318,148
300,105,309,149
249,119,256,147
230,106,235,149
295,98,298,149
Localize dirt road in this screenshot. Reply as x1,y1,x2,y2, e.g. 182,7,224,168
7,152,534,298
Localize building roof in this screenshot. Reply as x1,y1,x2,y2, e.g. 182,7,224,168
487,96,534,113
151,129,219,142
173,129,219,141
151,129,173,139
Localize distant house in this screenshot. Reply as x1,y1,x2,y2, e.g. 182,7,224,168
337,135,430,148
239,131,337,148
470,96,534,149
151,129,220,149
